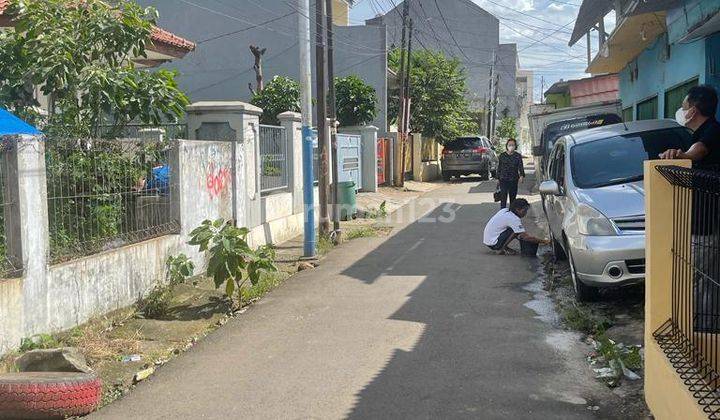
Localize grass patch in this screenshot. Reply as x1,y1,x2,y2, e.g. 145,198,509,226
317,233,335,255
243,271,288,302
346,226,379,240
561,303,612,335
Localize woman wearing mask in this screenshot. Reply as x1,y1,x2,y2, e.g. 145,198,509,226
496,138,525,209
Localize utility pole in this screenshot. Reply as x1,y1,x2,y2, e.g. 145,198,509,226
315,0,330,235
400,17,413,185
298,0,315,257
540,76,545,104
325,0,341,239
491,73,499,139
486,50,495,138
394,0,410,187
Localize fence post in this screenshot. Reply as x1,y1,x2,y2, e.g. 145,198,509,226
643,159,703,419
412,133,422,181
186,101,263,229
278,112,303,214
13,135,49,336
339,125,379,192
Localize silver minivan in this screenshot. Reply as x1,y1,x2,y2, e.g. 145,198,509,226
539,120,692,301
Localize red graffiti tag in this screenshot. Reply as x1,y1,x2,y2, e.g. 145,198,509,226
206,163,231,197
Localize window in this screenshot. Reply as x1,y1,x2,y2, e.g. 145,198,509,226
570,127,692,189
636,96,659,120
622,107,634,122
664,78,699,118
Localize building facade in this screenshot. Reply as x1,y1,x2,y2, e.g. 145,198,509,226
139,0,389,131
366,0,518,118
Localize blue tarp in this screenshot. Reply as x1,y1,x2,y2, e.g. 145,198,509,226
0,109,42,136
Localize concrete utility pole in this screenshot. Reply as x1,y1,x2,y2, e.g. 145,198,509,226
486,50,495,139
394,0,410,187
491,73,499,139
325,0,341,239
400,17,413,183
540,76,545,104
299,0,316,257
315,0,330,234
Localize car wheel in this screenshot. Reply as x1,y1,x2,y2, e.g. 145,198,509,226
550,230,566,261
566,239,599,302
481,166,491,181
491,169,497,179
442,171,452,182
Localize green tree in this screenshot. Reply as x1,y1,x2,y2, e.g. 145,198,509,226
388,49,478,144
496,117,518,139
0,0,189,137
334,75,377,126
251,76,301,125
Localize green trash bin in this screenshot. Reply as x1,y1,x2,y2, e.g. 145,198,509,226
338,181,357,221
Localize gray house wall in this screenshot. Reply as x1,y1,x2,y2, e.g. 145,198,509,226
139,0,388,130
367,0,518,117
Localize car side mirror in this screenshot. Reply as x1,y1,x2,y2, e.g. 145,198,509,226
539,180,561,196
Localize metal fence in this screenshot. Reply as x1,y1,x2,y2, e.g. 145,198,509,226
97,123,187,141
654,165,720,418
45,138,179,264
259,125,289,195
0,140,20,277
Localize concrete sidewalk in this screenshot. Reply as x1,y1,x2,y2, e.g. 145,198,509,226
93,174,603,419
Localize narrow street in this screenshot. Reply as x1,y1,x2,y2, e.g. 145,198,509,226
94,168,603,419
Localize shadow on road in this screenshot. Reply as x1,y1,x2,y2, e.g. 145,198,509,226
341,199,592,418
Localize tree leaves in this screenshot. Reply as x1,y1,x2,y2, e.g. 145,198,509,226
0,0,188,137
188,219,278,304
335,75,377,127
250,76,301,125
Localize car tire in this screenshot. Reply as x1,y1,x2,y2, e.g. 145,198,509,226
442,171,452,182
481,166,491,181
566,239,599,302
0,372,102,419
491,169,497,179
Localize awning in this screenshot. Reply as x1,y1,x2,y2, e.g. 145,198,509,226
569,0,683,46
0,109,41,136
586,12,667,74
678,11,720,43
569,0,614,46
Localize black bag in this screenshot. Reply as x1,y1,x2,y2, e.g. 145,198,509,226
493,183,502,202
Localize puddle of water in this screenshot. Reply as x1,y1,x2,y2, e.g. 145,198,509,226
522,264,560,325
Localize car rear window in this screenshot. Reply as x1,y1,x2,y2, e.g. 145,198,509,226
445,137,483,151
570,127,692,189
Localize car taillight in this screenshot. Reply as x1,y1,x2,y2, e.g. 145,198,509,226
473,147,488,154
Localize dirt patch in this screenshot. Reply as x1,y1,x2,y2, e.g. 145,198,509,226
539,253,650,418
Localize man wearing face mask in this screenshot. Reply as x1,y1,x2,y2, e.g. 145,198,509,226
660,84,720,333
660,85,720,170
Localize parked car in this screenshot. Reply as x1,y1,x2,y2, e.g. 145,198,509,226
539,120,693,301
441,136,498,181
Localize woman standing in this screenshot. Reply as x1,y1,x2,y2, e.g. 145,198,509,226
496,138,525,209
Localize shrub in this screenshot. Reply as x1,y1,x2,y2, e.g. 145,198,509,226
335,75,377,126
138,285,173,319
188,219,277,305
250,76,301,125
166,254,195,285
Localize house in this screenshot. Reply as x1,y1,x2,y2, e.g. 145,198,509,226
516,69,533,149
366,0,519,119
542,74,619,110
0,0,196,111
569,0,720,122
138,0,389,131
570,1,720,418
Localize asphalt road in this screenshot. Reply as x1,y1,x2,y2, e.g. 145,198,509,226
94,173,600,419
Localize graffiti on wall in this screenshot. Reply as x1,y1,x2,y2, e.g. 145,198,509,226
206,162,231,198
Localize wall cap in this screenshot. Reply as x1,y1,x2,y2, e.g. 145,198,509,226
277,111,302,122
186,101,262,116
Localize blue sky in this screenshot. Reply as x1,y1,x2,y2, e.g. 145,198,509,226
349,0,615,102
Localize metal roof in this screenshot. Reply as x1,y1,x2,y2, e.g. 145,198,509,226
569,0,614,46
0,109,41,136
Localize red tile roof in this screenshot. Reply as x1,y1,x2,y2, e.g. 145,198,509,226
0,1,195,55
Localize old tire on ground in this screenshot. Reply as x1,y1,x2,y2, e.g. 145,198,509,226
0,372,101,419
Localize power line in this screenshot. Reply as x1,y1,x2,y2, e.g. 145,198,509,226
197,12,295,44
432,0,471,61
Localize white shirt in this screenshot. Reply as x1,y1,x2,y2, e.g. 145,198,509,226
483,208,526,246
